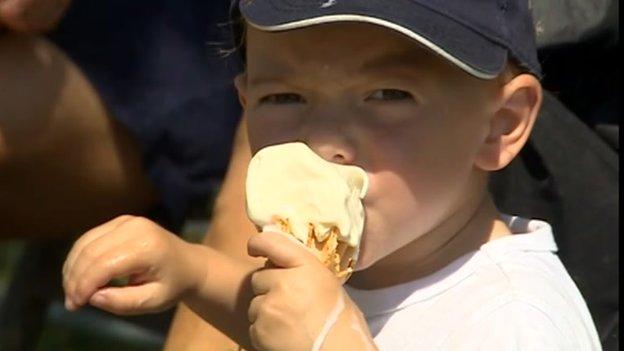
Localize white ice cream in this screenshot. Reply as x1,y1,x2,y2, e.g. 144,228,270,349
246,142,368,248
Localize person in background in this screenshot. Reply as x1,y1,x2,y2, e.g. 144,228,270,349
1,0,242,238
1,0,246,348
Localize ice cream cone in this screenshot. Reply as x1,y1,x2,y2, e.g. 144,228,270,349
246,142,368,283
272,216,356,281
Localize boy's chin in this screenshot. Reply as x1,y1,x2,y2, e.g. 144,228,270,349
352,232,413,272
352,248,387,272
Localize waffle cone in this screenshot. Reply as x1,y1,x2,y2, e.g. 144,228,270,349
272,216,356,281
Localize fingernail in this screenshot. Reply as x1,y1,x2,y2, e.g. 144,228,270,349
64,297,73,311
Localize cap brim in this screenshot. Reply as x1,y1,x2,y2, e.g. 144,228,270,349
239,0,508,79
239,0,509,79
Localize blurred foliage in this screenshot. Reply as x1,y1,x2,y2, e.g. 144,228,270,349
0,241,24,299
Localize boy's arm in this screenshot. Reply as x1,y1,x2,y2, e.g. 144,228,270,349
179,244,259,351
163,304,241,351
62,213,261,351
164,118,265,351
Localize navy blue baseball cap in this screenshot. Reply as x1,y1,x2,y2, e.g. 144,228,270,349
231,0,541,79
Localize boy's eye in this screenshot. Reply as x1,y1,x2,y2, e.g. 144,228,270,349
259,93,305,104
366,89,415,102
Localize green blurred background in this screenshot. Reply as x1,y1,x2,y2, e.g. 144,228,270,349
0,218,209,351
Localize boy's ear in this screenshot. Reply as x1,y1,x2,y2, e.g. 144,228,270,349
475,74,543,171
234,73,248,108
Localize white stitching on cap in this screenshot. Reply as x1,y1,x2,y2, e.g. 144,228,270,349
320,0,337,8
246,14,499,79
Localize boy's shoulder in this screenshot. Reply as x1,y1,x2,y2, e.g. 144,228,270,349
347,217,602,350
451,217,599,341
443,225,602,350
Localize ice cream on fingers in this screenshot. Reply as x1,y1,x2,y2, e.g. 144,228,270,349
245,142,369,282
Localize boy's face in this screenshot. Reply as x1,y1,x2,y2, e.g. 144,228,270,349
240,23,502,270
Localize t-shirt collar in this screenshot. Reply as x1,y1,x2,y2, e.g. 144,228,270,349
345,216,558,318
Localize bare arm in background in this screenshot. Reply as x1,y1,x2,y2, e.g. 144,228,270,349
0,32,156,240
164,119,265,351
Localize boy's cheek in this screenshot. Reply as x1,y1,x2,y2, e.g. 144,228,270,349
354,206,413,270
355,176,448,269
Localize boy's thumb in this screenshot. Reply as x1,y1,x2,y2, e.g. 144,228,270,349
89,284,170,316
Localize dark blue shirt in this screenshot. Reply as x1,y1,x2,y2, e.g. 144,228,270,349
48,0,243,230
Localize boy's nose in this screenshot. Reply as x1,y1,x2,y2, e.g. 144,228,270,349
304,128,356,165
301,107,358,165
313,142,353,165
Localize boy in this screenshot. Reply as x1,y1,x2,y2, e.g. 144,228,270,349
62,1,602,350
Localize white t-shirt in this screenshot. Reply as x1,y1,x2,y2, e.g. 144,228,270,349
345,216,602,350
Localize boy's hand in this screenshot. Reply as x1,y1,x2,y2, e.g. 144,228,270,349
0,0,71,33
62,215,204,315
247,231,375,351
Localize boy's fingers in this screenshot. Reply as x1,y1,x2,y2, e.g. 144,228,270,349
250,268,282,295
88,284,165,316
63,215,135,276
247,294,266,323
69,247,150,307
247,231,312,268
63,217,139,293
63,231,137,296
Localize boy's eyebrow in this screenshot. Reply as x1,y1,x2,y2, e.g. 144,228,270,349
248,75,291,87
247,57,296,86
246,50,428,86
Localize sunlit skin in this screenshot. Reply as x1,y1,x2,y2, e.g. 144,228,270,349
237,23,541,289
